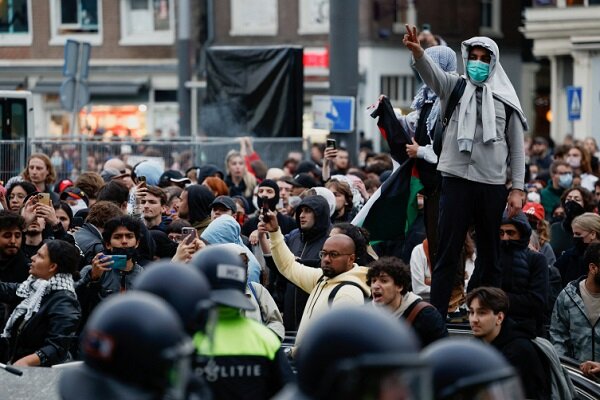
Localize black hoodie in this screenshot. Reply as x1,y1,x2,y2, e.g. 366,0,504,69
490,318,551,400
500,211,549,337
279,195,332,331
185,185,215,225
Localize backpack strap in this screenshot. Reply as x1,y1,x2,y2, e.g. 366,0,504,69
328,281,368,306
433,77,467,155
405,300,434,325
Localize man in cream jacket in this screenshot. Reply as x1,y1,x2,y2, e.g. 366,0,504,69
258,209,369,355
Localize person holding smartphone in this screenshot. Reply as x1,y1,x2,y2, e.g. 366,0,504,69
76,216,144,325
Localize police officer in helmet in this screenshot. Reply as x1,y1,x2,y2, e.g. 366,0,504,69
59,292,195,400
422,338,525,399
274,306,431,400
190,244,294,399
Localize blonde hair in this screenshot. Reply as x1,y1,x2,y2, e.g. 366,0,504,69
225,150,256,198
572,212,600,235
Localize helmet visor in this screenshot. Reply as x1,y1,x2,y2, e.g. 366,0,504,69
464,376,525,400
327,355,431,400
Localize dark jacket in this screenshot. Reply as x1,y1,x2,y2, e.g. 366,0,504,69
399,298,448,348
555,246,587,289
75,263,143,328
74,223,104,267
0,283,81,366
0,250,30,327
500,212,549,337
271,196,331,331
491,318,551,400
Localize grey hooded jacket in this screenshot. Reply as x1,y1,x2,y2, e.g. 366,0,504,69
550,276,600,363
413,37,526,189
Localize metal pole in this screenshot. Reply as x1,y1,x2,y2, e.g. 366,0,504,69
329,0,359,166
177,0,192,137
70,44,82,136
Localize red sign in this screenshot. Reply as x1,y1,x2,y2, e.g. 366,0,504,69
303,47,329,69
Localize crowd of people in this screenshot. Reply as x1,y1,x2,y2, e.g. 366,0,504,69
0,25,599,399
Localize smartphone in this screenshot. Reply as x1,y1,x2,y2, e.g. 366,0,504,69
261,196,271,222
182,227,197,245
327,138,337,150
37,193,51,206
138,176,147,187
109,255,128,271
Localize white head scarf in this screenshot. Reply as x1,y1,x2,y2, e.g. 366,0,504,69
457,37,528,153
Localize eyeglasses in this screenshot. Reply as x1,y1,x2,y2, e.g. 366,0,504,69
499,229,518,237
319,251,353,259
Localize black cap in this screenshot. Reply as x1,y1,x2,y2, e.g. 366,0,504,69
60,186,90,206
159,170,191,188
210,196,237,213
296,160,321,175
293,173,318,189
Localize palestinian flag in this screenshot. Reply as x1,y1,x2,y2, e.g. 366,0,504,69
352,96,423,242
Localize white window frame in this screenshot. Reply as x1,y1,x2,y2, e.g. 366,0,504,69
49,0,103,46
298,0,329,35
230,0,278,36
119,0,175,46
380,74,418,108
479,0,503,38
0,0,33,46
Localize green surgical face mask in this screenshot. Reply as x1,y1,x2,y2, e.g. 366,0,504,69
466,60,490,83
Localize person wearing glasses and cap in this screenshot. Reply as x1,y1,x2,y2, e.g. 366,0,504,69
258,210,370,357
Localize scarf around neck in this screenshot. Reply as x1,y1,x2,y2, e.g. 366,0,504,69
457,37,528,153
2,273,75,338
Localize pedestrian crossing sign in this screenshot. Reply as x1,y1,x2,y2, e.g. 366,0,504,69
567,86,582,121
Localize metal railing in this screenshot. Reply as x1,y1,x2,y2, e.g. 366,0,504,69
1,136,309,184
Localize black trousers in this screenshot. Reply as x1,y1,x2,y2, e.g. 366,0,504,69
430,177,507,316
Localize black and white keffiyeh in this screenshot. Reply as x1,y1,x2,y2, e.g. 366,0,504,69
1,273,75,338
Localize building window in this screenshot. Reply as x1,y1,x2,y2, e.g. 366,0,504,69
298,0,329,35
119,0,174,45
480,0,502,37
49,0,102,45
230,0,277,36
380,75,417,107
0,0,32,45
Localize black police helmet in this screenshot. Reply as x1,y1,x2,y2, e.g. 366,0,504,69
134,261,214,335
295,307,425,400
190,244,255,311
77,292,194,394
422,338,522,399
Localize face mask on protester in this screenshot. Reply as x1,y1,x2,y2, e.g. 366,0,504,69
572,237,589,254
467,60,490,83
564,200,584,220
69,199,87,216
558,173,573,189
567,156,581,169
109,247,138,260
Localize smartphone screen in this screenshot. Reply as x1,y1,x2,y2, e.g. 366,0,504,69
327,139,337,150
261,196,271,222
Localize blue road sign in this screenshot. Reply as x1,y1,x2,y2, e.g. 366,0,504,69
312,95,355,132
567,86,582,121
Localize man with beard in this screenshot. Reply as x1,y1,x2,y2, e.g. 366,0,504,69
498,211,549,337
0,211,28,326
551,242,600,363
259,213,369,356
76,216,144,325
263,195,331,331
177,184,215,236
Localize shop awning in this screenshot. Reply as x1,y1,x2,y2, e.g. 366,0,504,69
31,80,148,96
